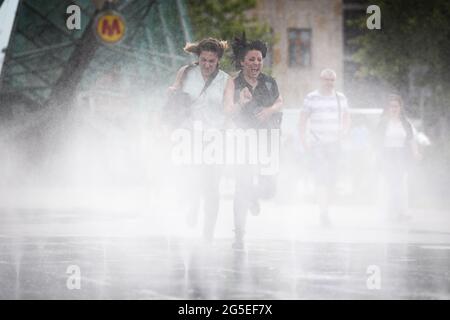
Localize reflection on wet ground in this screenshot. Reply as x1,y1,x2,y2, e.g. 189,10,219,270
0,236,449,299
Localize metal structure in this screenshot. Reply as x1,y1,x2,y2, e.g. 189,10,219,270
0,0,192,121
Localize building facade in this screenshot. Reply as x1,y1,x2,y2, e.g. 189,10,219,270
253,0,344,108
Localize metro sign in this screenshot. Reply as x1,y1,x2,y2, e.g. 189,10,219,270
94,11,126,44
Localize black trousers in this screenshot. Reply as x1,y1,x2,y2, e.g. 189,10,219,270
185,164,221,239
232,126,279,237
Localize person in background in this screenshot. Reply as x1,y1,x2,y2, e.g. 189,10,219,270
299,69,351,226
375,93,421,222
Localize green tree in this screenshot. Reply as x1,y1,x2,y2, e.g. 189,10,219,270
349,0,450,207
185,0,274,72
349,0,450,138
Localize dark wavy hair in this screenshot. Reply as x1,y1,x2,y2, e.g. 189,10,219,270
183,38,228,59
231,33,267,70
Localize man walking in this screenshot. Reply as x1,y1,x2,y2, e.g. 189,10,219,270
299,69,351,226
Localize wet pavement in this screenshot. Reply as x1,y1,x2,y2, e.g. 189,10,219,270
0,235,449,299
0,193,450,299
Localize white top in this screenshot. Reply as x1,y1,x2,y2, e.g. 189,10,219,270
302,90,349,145
384,119,411,148
182,65,229,129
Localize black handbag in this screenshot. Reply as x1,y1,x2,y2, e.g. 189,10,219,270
162,64,196,127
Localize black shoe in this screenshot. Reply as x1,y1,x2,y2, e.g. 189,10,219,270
232,239,245,250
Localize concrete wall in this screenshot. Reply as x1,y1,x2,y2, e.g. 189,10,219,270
253,0,344,108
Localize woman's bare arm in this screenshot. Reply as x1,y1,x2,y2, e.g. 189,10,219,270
270,95,283,113
255,95,283,122
224,77,237,115
169,65,189,92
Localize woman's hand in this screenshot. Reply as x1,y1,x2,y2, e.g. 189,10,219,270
167,85,178,96
168,65,188,96
238,87,253,106
255,107,274,123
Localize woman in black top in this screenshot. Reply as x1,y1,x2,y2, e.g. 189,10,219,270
224,35,283,249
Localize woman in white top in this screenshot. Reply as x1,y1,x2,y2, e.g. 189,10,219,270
167,38,229,242
376,94,421,222
169,39,229,129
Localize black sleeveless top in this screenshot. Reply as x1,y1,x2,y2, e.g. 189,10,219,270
233,72,281,129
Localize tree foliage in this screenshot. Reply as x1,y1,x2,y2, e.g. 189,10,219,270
185,0,273,72
350,0,450,106
349,0,450,168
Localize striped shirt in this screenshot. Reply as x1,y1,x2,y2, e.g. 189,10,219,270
302,90,349,145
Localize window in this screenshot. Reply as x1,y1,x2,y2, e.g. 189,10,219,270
288,28,312,67
265,28,274,68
